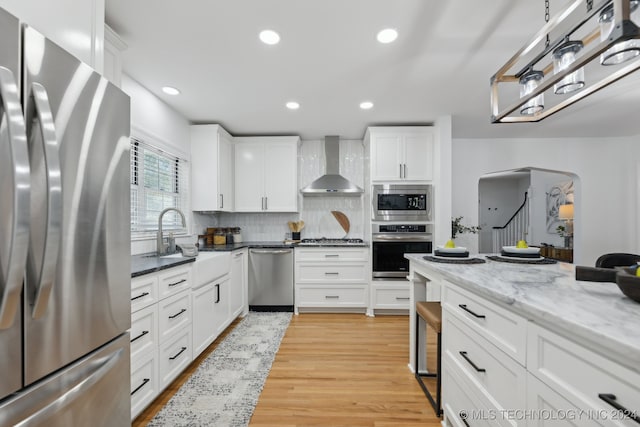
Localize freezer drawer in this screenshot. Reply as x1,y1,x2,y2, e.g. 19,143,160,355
0,333,130,427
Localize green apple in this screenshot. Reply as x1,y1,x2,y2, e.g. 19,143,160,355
445,239,456,248
516,240,528,249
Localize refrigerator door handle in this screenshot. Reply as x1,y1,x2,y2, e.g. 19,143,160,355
28,82,62,320
0,66,30,329
9,347,123,426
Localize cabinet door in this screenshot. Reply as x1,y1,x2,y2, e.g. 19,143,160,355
190,125,220,211
192,284,216,357
218,132,234,211
403,131,433,181
371,135,403,181
234,141,265,211
229,251,245,318
264,141,298,212
213,277,231,336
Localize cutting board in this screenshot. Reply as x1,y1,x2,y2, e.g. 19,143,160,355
331,211,350,235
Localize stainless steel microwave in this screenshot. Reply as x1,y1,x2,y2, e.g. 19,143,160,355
372,184,433,222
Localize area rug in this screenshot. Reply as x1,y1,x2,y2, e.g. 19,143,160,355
148,312,292,427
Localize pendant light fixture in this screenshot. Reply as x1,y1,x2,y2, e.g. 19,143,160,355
553,39,585,94
599,0,640,65
491,0,640,123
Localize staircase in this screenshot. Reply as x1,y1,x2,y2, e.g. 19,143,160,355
492,192,530,253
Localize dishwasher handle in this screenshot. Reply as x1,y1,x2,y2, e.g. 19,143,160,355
250,249,292,255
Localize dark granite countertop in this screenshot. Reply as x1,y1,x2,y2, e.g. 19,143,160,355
132,241,369,278
131,253,196,278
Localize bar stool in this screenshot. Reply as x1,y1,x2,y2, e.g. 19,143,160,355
415,301,442,416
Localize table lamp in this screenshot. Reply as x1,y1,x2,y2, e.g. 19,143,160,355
558,204,574,248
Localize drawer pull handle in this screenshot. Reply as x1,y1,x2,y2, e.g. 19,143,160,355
215,284,220,303
168,278,187,287
325,295,340,299
459,351,486,372
325,254,340,258
168,308,187,319
131,292,150,301
325,272,340,275
396,297,410,300
169,346,187,360
458,304,486,319
130,330,149,343
598,394,640,423
131,378,150,396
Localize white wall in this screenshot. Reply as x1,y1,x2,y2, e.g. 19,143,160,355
122,74,192,254
452,136,639,266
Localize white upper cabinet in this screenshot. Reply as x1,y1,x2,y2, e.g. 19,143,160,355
103,24,127,87
367,127,434,182
0,0,105,70
190,124,234,212
234,137,299,212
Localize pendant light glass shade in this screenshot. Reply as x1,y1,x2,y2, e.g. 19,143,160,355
599,0,640,65
553,40,585,94
519,70,544,115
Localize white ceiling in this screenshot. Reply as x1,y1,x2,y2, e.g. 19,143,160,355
105,0,640,140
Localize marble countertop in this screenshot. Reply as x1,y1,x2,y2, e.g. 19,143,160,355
406,253,640,371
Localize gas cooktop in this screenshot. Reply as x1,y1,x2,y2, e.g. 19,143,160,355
298,238,366,246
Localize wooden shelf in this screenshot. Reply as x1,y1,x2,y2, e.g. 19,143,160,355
539,246,573,263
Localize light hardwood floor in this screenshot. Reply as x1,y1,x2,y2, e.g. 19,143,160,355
134,313,441,427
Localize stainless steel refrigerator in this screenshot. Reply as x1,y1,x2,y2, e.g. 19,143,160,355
0,7,131,426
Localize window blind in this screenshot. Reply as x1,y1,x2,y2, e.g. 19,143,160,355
130,137,189,235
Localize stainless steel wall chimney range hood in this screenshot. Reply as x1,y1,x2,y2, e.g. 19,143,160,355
300,136,364,196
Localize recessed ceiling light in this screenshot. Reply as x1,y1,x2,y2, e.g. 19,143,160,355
286,101,300,110
162,86,180,95
376,28,398,44
259,30,280,45
360,101,374,110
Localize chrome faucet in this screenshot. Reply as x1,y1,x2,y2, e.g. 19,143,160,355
157,208,187,255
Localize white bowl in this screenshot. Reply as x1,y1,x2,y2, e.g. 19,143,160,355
502,246,540,255
436,246,467,253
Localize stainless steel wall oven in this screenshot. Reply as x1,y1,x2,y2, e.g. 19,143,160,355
372,184,433,222
372,223,433,278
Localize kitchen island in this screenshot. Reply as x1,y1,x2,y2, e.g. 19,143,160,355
406,254,640,426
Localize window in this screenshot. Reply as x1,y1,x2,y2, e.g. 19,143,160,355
130,137,189,236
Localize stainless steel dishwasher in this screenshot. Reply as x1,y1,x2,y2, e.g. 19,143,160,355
248,248,294,312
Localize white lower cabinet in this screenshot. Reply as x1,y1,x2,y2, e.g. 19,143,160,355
229,249,247,319
294,247,369,313
371,281,410,311
130,351,159,420
159,325,192,389
129,264,193,421
192,283,217,356
441,281,640,427
212,276,231,336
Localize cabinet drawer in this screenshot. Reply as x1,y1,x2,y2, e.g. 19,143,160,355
443,362,494,427
444,309,527,418
373,287,410,309
130,304,158,361
158,289,192,343
131,274,158,312
297,285,367,307
159,326,192,389
296,263,367,283
528,323,640,426
158,266,191,300
295,248,368,262
131,351,159,420
442,283,527,365
526,372,602,427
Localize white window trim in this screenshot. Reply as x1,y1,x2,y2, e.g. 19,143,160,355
130,131,190,239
